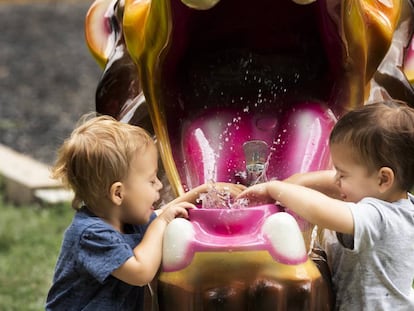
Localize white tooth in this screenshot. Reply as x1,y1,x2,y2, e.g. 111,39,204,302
262,212,307,263
181,0,220,10
292,0,317,5
162,218,195,270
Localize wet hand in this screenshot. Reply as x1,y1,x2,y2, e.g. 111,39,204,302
213,182,246,198
236,183,274,206
158,202,195,223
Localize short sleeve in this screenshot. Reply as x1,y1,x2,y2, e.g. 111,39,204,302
348,200,385,252
78,224,134,283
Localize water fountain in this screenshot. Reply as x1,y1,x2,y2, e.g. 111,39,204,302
242,140,269,185
84,0,414,309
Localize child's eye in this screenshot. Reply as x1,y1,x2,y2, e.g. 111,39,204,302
334,171,344,181
150,177,160,185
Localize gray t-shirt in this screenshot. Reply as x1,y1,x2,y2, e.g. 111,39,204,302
46,207,156,311
327,193,414,310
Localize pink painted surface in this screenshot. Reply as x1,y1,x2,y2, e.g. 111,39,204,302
162,204,309,272
178,101,336,189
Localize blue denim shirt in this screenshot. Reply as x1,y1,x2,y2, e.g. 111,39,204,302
46,207,156,311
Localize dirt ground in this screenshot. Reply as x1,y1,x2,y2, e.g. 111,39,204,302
0,0,101,165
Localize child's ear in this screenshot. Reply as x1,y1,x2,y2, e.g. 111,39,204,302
377,167,394,192
109,182,124,205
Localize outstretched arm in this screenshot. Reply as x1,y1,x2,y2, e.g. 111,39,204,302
163,182,246,208
112,202,194,286
113,182,245,285
237,180,354,235
284,170,343,200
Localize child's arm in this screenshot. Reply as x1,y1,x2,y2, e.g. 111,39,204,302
284,170,343,200
111,202,194,286
237,180,354,235
163,182,246,208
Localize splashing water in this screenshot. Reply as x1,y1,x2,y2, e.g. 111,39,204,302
195,137,276,209
198,181,249,209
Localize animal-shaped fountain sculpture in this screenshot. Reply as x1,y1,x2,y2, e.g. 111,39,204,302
85,0,414,310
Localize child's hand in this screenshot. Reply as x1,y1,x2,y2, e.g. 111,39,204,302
213,182,246,197
157,202,195,224
172,182,246,206
236,183,274,206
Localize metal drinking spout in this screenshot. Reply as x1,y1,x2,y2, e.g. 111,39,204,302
242,140,269,185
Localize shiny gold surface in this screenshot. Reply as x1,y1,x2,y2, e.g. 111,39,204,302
159,251,321,291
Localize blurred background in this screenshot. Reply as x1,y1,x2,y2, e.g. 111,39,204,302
0,1,101,310
0,0,100,165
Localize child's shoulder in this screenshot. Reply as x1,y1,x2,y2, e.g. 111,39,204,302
68,208,116,238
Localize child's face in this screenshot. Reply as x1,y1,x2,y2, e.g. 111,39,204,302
120,144,163,224
330,143,380,203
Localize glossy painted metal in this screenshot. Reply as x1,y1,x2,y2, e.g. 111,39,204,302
86,0,414,196
159,205,332,310
85,0,414,309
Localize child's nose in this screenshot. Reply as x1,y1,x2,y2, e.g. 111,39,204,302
156,177,163,190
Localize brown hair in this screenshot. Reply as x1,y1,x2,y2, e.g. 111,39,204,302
329,100,414,191
52,113,153,210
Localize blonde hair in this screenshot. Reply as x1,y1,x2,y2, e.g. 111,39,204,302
52,113,153,210
330,100,414,191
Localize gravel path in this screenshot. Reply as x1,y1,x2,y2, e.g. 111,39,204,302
0,1,101,165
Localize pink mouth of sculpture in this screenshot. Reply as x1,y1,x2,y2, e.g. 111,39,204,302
157,1,340,187
160,0,340,124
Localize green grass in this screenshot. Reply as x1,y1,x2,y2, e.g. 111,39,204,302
0,198,73,311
